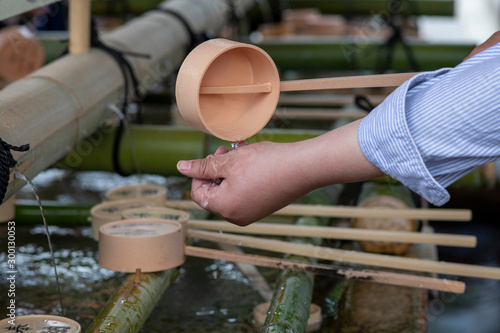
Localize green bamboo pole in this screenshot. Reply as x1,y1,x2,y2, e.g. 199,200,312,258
262,189,334,332
255,39,474,72
88,0,455,17
270,0,455,17
54,125,488,188
91,0,164,16
55,125,323,175
263,264,315,333
14,199,92,226
85,269,178,333
39,38,476,71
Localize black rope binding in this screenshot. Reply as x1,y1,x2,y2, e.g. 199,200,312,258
158,8,214,55
0,139,29,204
89,18,150,176
354,95,376,113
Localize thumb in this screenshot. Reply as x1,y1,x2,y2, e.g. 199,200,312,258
177,152,229,179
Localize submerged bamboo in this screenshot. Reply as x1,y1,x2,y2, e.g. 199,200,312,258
261,221,318,333
261,189,333,332
85,269,178,333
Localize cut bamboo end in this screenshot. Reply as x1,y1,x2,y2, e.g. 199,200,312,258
200,82,273,94
187,229,500,280
187,220,477,248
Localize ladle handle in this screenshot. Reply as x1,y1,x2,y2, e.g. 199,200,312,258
279,72,419,92
199,72,419,95
200,82,272,94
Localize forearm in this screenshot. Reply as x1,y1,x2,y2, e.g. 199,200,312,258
291,119,384,191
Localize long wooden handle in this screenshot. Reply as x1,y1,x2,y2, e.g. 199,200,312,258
166,200,472,221
187,229,500,280
187,220,477,248
279,72,418,92
199,72,418,95
185,245,465,293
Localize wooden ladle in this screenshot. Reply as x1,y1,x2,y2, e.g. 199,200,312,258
175,38,417,141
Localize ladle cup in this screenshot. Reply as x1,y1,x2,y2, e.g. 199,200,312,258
175,38,418,142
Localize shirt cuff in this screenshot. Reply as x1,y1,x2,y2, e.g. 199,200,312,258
357,69,452,206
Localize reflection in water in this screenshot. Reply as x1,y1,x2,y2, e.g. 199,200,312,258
428,219,500,333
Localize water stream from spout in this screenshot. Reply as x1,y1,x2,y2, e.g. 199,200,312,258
15,171,64,316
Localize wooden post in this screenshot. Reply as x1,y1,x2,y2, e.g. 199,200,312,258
69,0,91,54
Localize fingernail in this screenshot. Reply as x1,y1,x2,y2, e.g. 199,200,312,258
177,160,191,172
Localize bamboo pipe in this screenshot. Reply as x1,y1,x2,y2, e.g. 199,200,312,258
257,40,474,72
187,220,477,248
185,246,465,293
167,200,472,221
57,126,492,189
261,217,322,332
69,0,91,54
85,268,178,333
187,230,500,280
275,0,455,17
2,0,256,201
199,72,418,95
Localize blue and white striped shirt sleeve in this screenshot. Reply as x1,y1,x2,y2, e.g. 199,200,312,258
358,42,500,206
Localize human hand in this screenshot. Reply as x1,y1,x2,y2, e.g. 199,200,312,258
177,140,315,226
177,120,384,226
